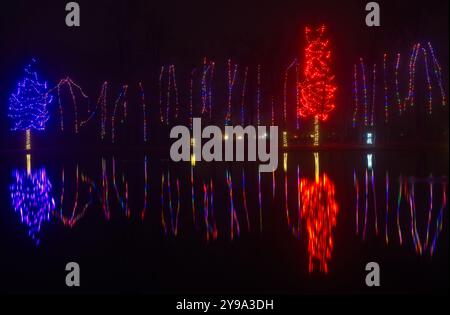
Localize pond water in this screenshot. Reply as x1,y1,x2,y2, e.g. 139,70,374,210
0,150,448,294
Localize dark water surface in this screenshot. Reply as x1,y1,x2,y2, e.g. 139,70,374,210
0,150,448,294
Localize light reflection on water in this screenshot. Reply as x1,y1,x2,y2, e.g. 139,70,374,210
2,150,448,292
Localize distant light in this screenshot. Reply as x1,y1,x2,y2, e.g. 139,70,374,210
283,131,288,147
366,132,373,145
367,153,373,169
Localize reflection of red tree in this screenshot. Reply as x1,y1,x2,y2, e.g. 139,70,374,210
300,174,338,273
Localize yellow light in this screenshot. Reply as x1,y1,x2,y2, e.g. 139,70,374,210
283,131,288,147
283,153,288,172
224,134,229,141
314,152,320,183
25,129,31,151
190,154,196,167
26,154,31,175
313,116,319,147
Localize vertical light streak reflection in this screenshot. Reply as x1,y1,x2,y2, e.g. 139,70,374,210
385,171,389,244
242,169,250,232
226,169,240,240
354,169,359,235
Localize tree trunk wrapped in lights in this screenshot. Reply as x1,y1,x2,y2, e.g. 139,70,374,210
299,25,337,146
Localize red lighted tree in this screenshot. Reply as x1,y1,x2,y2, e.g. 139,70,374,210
299,25,337,146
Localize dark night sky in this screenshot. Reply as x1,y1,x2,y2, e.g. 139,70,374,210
0,0,448,148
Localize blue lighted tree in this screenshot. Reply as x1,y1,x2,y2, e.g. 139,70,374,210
8,59,53,149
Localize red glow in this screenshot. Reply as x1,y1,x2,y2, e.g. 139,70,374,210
299,25,337,121
300,173,339,273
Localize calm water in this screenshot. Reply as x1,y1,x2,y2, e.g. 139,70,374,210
0,150,448,294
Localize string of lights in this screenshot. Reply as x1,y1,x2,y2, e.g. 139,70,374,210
111,85,128,144
241,67,248,125
283,60,296,127
9,59,53,133
383,54,389,123
299,25,337,122
352,64,359,128
139,82,148,142
256,64,261,125
225,59,238,125
371,64,376,127
428,42,447,108
421,48,433,115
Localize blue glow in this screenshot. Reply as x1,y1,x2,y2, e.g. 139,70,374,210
8,59,53,131
10,167,55,245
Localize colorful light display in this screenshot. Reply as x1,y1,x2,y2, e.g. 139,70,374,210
157,64,180,125
385,171,389,244
283,59,300,129
203,179,217,241
8,59,53,150
159,66,165,124
48,77,90,134
353,170,360,235
371,64,376,127
225,59,238,125
9,59,52,132
189,68,197,129
352,64,359,128
139,82,148,142
141,156,150,220
354,42,447,127
299,25,337,146
111,85,128,144
10,167,55,245
98,82,108,140
354,168,447,257
112,157,130,217
360,58,369,127
191,165,197,227
54,165,96,228
428,42,447,108
256,64,261,125
241,169,250,232
241,67,248,125
395,53,402,114
226,169,240,240
383,54,389,123
258,171,262,232
300,173,338,273
165,65,180,124
101,157,111,220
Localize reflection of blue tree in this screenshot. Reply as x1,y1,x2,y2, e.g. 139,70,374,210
10,168,55,245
